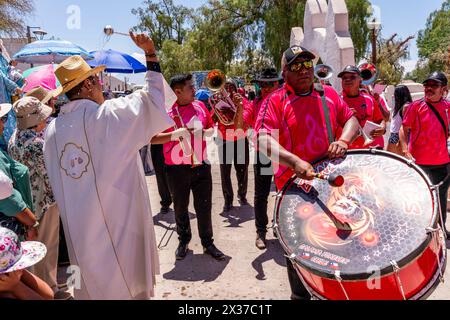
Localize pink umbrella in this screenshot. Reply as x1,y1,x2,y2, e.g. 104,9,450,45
23,64,60,93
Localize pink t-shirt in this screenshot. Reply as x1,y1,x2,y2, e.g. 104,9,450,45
163,101,214,166
255,84,354,190
341,92,384,149
403,99,450,166
213,99,249,142
244,97,266,128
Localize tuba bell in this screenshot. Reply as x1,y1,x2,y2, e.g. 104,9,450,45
314,64,334,83
206,70,237,126
358,63,379,86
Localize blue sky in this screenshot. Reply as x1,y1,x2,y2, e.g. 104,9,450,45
25,0,444,84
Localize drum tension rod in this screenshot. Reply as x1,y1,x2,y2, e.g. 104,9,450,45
426,227,446,283
334,271,350,300
390,261,406,300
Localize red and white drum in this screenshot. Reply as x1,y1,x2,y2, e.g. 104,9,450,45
274,150,447,300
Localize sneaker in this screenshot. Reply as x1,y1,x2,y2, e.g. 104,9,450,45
161,206,171,214
255,234,267,250
203,244,226,261
223,203,233,213
175,243,189,260
239,198,249,206
54,290,74,300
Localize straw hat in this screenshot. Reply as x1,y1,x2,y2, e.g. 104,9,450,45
53,55,106,96
25,86,56,105
13,97,53,130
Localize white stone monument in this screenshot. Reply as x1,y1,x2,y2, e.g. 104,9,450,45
292,0,356,92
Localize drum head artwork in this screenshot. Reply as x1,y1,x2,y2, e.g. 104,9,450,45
276,151,437,280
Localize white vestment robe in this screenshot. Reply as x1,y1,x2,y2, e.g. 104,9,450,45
43,71,175,300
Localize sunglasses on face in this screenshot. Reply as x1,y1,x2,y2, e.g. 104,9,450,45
259,82,276,88
289,60,314,72
424,83,442,89
342,75,358,81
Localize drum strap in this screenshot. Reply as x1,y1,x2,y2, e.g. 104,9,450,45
315,83,334,145
425,100,449,139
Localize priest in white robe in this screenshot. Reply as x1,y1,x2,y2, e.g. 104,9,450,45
43,33,176,300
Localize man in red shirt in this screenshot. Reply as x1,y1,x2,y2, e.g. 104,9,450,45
212,79,249,212
151,74,225,261
400,71,450,238
255,46,359,300
244,68,282,250
338,65,386,149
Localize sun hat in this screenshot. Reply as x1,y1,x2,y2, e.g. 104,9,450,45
254,68,283,83
13,97,53,130
53,55,106,96
0,227,47,274
25,86,57,105
0,104,12,118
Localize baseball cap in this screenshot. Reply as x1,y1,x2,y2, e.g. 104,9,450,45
338,65,361,78
423,71,448,86
283,46,316,66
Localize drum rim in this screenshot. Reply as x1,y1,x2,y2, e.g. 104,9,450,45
274,149,440,281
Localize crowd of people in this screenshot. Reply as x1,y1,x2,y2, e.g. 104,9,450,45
0,31,449,300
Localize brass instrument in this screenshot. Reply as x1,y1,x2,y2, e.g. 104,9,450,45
314,64,334,84
358,63,379,86
173,107,202,167
206,70,237,126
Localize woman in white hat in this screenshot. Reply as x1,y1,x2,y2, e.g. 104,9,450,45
0,227,53,300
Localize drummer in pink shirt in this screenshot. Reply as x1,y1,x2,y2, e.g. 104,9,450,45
255,46,360,300
400,71,450,238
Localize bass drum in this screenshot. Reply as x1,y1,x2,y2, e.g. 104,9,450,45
274,150,447,300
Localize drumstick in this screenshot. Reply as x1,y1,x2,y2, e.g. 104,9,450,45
314,172,345,187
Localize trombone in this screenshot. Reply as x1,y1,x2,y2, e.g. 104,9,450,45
173,107,202,167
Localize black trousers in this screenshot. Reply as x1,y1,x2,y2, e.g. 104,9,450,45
286,258,312,300
151,144,172,208
166,164,214,248
254,153,273,236
218,138,250,205
419,164,449,227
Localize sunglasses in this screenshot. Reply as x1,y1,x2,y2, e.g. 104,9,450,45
289,60,314,72
259,82,276,88
423,83,443,89
0,115,8,123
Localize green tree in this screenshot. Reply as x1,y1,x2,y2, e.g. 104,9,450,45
132,0,193,50
375,33,414,85
0,0,34,35
415,0,450,80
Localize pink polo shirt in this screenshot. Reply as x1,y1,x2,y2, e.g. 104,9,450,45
255,84,354,190
163,101,214,166
341,92,384,149
244,97,266,128
403,98,450,166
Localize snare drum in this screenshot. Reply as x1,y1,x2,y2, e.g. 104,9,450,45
274,150,447,300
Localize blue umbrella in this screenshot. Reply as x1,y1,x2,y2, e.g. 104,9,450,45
13,40,93,64
195,89,212,101
88,49,147,74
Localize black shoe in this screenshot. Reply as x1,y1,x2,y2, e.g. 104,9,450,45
161,206,171,214
175,243,189,260
239,198,249,206
223,203,233,213
203,244,225,261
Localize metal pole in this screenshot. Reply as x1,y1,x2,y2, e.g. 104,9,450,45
26,26,34,68
371,28,377,64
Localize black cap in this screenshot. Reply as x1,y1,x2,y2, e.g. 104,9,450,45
283,46,316,66
254,68,283,83
338,65,361,78
423,71,448,86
